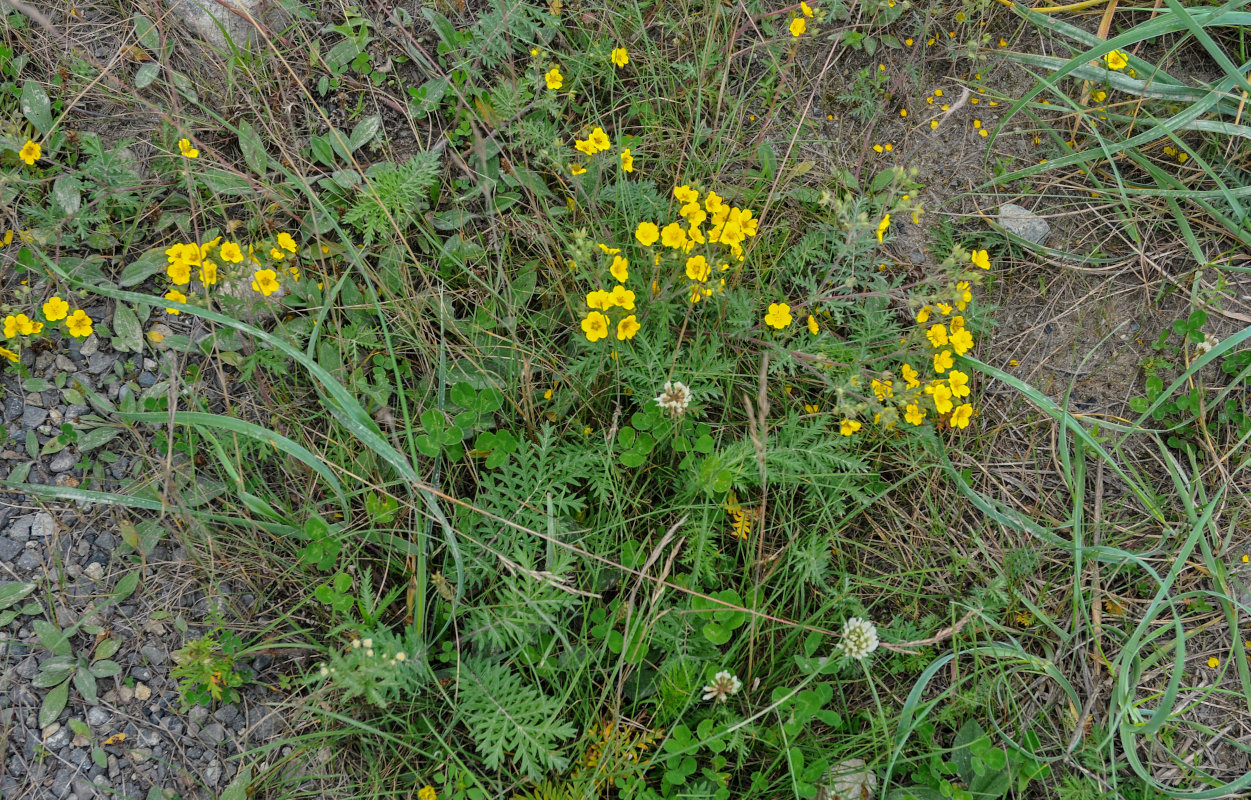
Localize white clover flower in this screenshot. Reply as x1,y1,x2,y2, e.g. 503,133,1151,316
318,665,329,677
365,649,374,657
655,381,693,418
837,617,879,660
350,638,361,648
1195,333,1220,356
395,651,407,662
362,638,373,648
701,670,742,703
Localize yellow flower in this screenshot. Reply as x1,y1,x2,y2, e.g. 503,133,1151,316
840,418,861,436
219,241,243,263
1207,656,1220,668
0,346,17,363
950,403,973,429
270,247,285,261
42,296,69,322
660,222,687,249
901,363,920,389
764,302,792,329
610,255,629,283
804,403,820,413
587,127,611,153
199,261,218,286
289,265,301,281
933,350,954,374
418,785,437,800
12,314,34,336
597,243,621,255
586,290,612,310
19,140,41,166
608,285,636,310
620,148,634,172
635,222,660,246
1,316,15,339
956,280,972,306
674,185,699,204
790,17,807,36
970,249,990,269
252,269,280,296
876,214,891,243
801,1,814,16
545,67,563,90
807,315,819,335
570,163,586,175
905,404,925,425
936,302,952,315
65,310,93,339
277,232,298,253
581,311,609,342
2,230,11,245
915,305,931,324
950,329,973,355
685,255,710,282
1104,49,1128,70
872,378,893,401
949,315,965,333
178,138,198,158
164,289,187,315
616,314,640,340
611,47,629,68
926,324,949,348
948,370,970,398
167,261,191,285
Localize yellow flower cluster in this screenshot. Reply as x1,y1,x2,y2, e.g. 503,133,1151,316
569,126,632,176
1,295,97,364
579,244,640,343
162,232,301,311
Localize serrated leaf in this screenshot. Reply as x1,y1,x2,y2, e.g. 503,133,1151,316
21,79,52,135
135,62,159,89
39,680,70,728
237,120,269,175
111,303,143,353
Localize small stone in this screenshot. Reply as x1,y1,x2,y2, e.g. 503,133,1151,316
199,722,227,745
49,449,78,473
117,685,134,703
55,355,77,372
0,538,20,561
44,725,70,751
87,707,111,727
20,406,47,429
73,730,92,747
15,549,43,570
31,512,56,538
133,683,152,702
212,705,239,725
170,0,262,50
79,335,99,357
84,562,105,581
998,203,1050,245
204,760,222,786
3,395,23,421
139,644,167,665
87,353,115,375
137,372,157,388
128,747,152,764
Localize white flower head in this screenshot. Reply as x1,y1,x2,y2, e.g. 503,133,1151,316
1194,333,1220,356
837,617,879,660
655,381,693,418
701,670,742,703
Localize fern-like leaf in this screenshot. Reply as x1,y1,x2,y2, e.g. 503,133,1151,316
459,659,577,781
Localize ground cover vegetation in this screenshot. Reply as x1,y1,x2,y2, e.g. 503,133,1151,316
1,0,1250,798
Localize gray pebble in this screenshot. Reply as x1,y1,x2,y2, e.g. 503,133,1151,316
140,644,167,666
212,704,239,725
31,512,56,539
51,768,75,798
998,203,1051,245
55,355,77,372
3,395,23,421
49,449,78,473
79,335,99,357
0,537,21,561
44,725,71,750
6,516,33,541
87,353,115,375
21,405,48,429
87,706,111,727
15,548,43,570
199,722,227,745
204,760,222,787
137,372,157,388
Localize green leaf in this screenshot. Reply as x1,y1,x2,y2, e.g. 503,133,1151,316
88,659,122,678
0,582,36,610
310,135,335,167
94,638,122,661
133,13,160,49
757,141,777,179
119,250,167,287
349,114,382,151
450,382,477,408
69,718,91,737
53,175,83,215
135,62,160,89
74,668,99,704
92,747,107,768
237,120,269,175
219,766,253,800
617,427,636,448
78,426,122,453
40,680,70,727
703,622,732,645
33,620,72,656
21,79,52,135
111,303,143,353
112,571,140,603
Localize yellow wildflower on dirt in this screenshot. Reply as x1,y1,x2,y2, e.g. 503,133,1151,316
608,285,636,310
65,310,93,338
949,328,973,355
570,163,586,175
545,67,563,90
177,138,198,158
0,346,17,363
901,363,920,389
417,787,437,800
616,314,640,340
660,222,688,249
167,261,191,285
581,311,609,342
611,47,629,68
277,232,298,253
610,255,629,283
915,305,931,324
926,324,949,348
947,369,970,398
620,148,634,172
905,404,925,425
872,378,894,401
587,127,611,152
19,140,41,165
1104,49,1129,70
2,317,17,339
970,249,990,269
42,296,69,322
586,290,612,310
1208,656,1220,668
807,315,819,334
950,403,973,429
252,269,280,296
840,418,862,436
876,214,891,242
164,289,187,315
764,302,793,329
790,17,806,36
269,247,285,260
936,302,952,315
933,350,954,374
636,222,660,246
801,1,815,16
685,255,710,282
199,261,218,286
219,241,243,263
